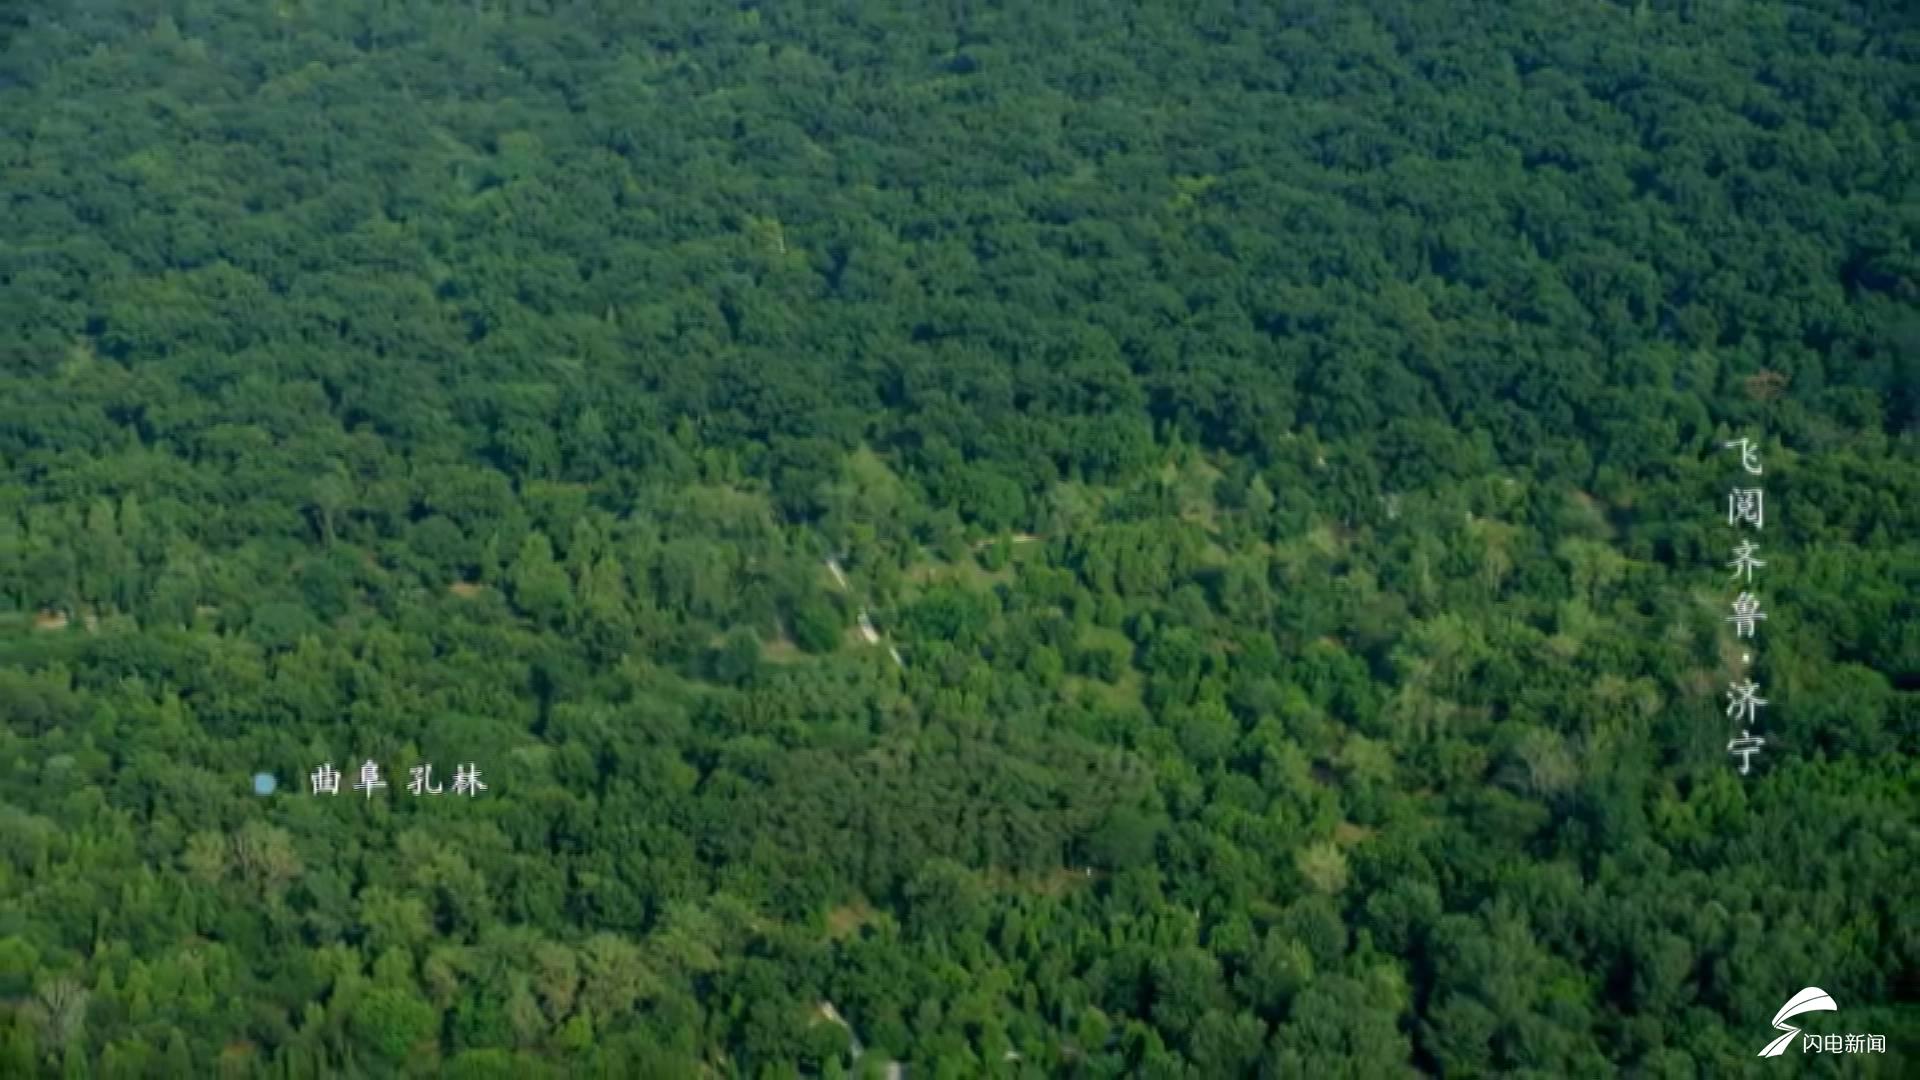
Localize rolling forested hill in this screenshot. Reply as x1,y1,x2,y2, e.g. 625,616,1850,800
0,0,1915,1075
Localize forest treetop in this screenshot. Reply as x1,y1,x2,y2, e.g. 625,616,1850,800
0,0,1915,1076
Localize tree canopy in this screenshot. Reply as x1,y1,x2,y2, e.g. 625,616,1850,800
0,0,1915,1075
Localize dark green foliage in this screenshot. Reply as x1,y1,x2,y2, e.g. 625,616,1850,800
0,0,1915,1075
788,598,844,656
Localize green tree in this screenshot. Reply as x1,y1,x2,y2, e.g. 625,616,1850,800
789,597,843,655
509,532,573,626
352,987,438,1064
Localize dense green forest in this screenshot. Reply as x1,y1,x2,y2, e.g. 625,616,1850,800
1,0,1916,1075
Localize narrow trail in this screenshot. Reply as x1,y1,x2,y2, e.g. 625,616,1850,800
826,556,906,669
817,1001,905,1077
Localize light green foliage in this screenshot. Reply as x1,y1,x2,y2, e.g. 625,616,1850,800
0,0,1914,1075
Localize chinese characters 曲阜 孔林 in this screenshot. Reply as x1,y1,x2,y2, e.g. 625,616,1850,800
308,761,485,798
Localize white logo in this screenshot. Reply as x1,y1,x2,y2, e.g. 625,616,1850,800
1759,987,1837,1057
1758,987,1887,1057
